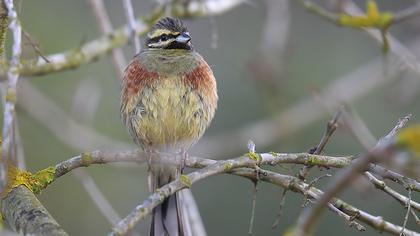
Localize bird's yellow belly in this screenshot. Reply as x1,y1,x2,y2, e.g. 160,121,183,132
131,76,209,150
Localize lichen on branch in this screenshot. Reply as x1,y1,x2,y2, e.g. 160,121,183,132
2,165,55,197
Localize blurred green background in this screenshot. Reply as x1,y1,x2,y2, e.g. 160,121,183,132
4,0,419,235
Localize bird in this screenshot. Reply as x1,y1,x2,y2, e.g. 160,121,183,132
120,17,218,236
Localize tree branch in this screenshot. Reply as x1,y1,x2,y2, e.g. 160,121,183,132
54,150,143,179
364,172,420,212
1,0,22,191
87,0,127,78
1,186,68,236
122,0,140,53
299,109,341,180
296,115,412,236
7,145,412,236
107,158,419,236
0,0,8,57
50,149,420,192
0,0,243,78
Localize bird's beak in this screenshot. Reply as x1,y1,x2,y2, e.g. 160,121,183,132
176,33,191,44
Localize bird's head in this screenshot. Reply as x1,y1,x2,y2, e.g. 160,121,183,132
146,17,192,50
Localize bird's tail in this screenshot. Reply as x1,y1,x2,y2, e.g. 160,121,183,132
148,152,186,236
150,190,184,236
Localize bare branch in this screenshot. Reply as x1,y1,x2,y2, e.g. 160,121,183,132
296,115,412,235
0,1,8,57
410,209,419,225
47,147,420,204
271,188,287,229
22,31,50,63
122,0,141,53
343,2,420,76
1,186,68,236
5,143,411,236
401,188,413,235
238,169,419,236
87,0,126,78
54,150,143,179
1,0,23,192
299,109,341,180
392,2,420,24
171,0,245,18
365,172,420,212
326,203,366,232
313,110,342,154
108,158,419,236
369,164,420,192
376,114,412,148
0,1,244,78
108,156,256,235
248,181,258,234
300,0,420,31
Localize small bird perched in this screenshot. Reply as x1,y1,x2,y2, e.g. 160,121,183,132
120,17,218,236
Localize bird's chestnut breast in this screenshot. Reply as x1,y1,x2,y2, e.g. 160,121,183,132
120,51,217,150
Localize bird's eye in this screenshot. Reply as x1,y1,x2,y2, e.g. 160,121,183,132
160,35,168,41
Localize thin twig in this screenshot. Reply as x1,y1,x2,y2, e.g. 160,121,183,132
109,156,263,235
87,0,126,78
239,168,419,236
271,188,287,229
248,181,258,234
400,188,412,235
369,163,420,192
391,2,420,24
298,0,338,23
326,203,366,231
296,115,412,236
0,0,243,78
376,114,412,148
22,31,50,63
300,0,420,29
313,110,342,154
364,172,420,212
410,209,419,225
122,0,141,53
299,110,341,180
108,161,419,236
343,2,420,76
171,0,245,17
299,0,420,77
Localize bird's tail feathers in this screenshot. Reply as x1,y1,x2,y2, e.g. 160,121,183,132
150,191,185,236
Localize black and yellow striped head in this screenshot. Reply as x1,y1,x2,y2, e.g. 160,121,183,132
146,17,192,50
